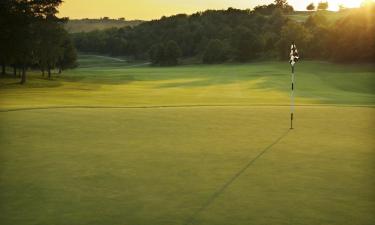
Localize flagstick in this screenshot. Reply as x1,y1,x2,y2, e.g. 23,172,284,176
290,65,295,129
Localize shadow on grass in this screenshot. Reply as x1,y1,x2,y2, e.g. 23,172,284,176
0,73,136,89
183,129,291,225
0,76,63,89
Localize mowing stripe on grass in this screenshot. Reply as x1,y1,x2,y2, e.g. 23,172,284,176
183,129,290,225
0,104,373,113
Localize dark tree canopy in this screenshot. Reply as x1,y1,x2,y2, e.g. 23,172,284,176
203,39,228,64
71,4,375,65
274,0,287,7
0,0,77,83
164,41,182,66
1,0,373,74
306,3,315,11
149,41,181,66
317,1,329,10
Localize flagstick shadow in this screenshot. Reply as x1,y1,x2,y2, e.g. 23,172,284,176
183,129,291,225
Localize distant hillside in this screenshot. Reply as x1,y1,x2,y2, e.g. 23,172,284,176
287,10,353,23
65,11,350,33
65,19,144,33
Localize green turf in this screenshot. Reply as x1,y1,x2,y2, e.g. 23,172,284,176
0,55,374,225
0,56,374,109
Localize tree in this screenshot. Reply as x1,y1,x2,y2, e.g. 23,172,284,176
306,3,315,11
0,0,77,83
274,0,287,8
317,1,329,10
203,39,228,64
274,0,294,13
149,41,181,66
70,4,374,64
328,6,375,62
164,41,181,66
57,35,78,73
7,0,35,84
0,0,13,75
305,11,328,28
232,26,263,61
149,44,165,65
35,20,67,79
268,9,287,34
253,4,277,15
278,21,313,59
0,0,66,83
304,12,330,58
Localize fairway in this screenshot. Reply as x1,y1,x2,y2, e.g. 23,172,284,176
0,56,374,225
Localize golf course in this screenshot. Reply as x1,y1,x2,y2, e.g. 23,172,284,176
0,55,374,225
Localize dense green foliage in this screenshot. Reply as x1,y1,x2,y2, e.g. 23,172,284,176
203,39,229,64
149,40,182,66
72,2,375,66
253,0,294,14
0,0,77,83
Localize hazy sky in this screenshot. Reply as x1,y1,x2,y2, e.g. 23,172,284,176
58,0,365,20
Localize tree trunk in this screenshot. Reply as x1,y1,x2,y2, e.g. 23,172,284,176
48,66,51,79
1,63,5,75
58,67,62,74
20,67,26,84
13,66,16,77
42,69,45,77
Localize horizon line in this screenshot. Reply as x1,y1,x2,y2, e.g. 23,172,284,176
62,8,346,21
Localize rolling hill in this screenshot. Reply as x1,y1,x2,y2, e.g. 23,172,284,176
65,18,144,33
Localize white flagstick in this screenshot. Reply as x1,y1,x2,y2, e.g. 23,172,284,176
289,42,299,129
291,65,295,129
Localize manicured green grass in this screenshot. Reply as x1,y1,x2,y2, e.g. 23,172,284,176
1,56,374,109
0,55,374,225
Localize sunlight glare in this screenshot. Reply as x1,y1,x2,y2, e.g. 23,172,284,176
327,0,370,10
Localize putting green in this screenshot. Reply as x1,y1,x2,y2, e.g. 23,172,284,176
0,56,374,225
0,106,374,225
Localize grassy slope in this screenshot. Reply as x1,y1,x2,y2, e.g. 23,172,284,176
287,10,351,23
0,55,374,225
65,19,143,33
0,56,374,109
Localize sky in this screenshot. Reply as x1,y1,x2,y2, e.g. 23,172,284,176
58,0,366,20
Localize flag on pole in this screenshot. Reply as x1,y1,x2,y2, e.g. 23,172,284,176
289,42,299,129
289,42,299,69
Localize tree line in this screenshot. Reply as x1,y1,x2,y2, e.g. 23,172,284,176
0,0,77,84
72,0,375,66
